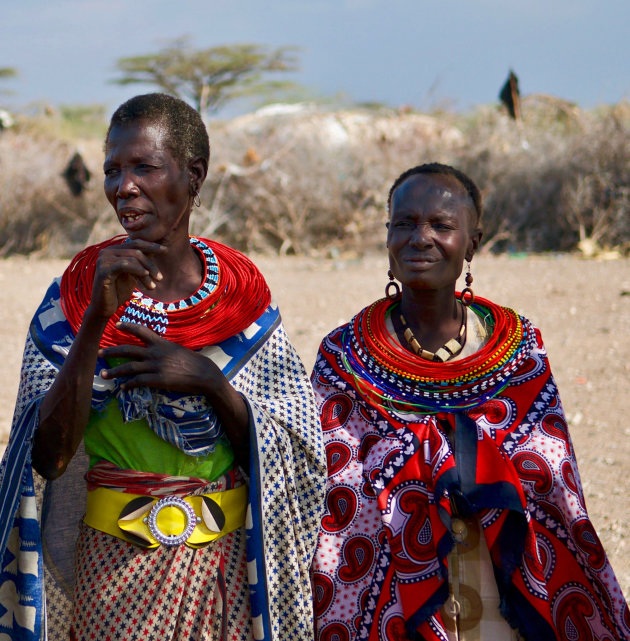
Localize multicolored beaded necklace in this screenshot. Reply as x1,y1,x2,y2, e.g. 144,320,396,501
339,294,536,413
60,235,271,349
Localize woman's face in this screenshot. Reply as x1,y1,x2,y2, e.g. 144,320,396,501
387,172,481,294
104,120,193,244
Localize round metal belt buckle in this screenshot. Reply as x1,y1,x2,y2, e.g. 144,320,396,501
145,496,197,546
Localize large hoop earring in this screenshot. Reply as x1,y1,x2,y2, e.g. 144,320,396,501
459,261,475,306
193,190,201,208
385,269,401,300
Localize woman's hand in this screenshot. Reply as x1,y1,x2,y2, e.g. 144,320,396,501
87,240,167,320
100,323,221,395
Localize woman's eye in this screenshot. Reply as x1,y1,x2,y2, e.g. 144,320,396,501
104,168,118,177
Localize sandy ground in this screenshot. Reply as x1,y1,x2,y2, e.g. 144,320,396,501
1,252,629,600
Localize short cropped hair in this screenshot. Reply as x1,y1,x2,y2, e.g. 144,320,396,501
387,162,482,226
106,93,210,169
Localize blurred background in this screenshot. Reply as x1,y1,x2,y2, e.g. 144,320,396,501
0,0,629,258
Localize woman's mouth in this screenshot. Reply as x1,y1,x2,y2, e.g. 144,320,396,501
120,210,148,231
405,256,437,265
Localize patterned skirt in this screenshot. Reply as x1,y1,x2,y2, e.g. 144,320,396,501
69,522,252,641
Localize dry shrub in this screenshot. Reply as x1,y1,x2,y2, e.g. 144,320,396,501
200,105,463,254
0,124,109,256
1,99,629,257
455,98,630,253
199,100,630,255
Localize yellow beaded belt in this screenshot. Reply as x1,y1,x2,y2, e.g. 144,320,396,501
84,484,248,549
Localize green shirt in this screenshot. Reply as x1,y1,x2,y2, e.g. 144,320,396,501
84,399,234,481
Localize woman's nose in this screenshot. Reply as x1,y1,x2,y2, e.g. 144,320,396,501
116,170,140,198
409,222,433,246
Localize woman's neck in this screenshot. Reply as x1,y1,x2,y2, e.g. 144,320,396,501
141,236,204,302
398,287,463,353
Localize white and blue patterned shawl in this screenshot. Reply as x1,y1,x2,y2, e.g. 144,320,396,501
0,278,325,641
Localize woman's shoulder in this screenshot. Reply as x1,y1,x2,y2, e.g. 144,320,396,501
471,295,535,325
319,321,350,346
315,300,384,359
195,237,269,284
470,296,545,355
196,237,257,265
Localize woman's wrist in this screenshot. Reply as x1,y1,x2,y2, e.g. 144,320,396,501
83,302,115,328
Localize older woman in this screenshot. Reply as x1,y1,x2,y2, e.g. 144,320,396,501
311,163,629,641
0,93,325,641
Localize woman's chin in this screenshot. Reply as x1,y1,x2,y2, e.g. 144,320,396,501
122,226,158,242
402,280,457,295
124,231,150,243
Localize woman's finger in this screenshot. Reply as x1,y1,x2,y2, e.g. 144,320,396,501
100,343,148,362
118,239,168,255
100,359,150,380
118,372,168,390
98,244,167,285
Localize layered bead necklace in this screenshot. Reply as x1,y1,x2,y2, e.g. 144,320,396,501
338,294,536,413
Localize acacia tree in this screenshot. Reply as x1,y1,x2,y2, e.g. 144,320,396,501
111,39,300,116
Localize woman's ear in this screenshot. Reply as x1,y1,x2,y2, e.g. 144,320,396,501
189,157,208,193
466,228,483,261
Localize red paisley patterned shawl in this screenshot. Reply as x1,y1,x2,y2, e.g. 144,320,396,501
311,296,630,641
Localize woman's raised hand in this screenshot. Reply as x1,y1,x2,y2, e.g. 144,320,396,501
88,240,168,320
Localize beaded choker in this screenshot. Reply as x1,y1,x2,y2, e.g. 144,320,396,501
60,236,271,349
399,304,467,362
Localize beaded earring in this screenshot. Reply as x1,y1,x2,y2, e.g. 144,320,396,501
460,261,474,306
385,270,401,300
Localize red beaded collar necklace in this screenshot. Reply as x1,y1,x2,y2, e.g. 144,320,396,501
60,236,271,350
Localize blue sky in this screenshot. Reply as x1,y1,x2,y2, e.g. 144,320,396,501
1,0,628,116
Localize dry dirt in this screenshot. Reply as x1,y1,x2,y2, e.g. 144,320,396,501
1,253,629,599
